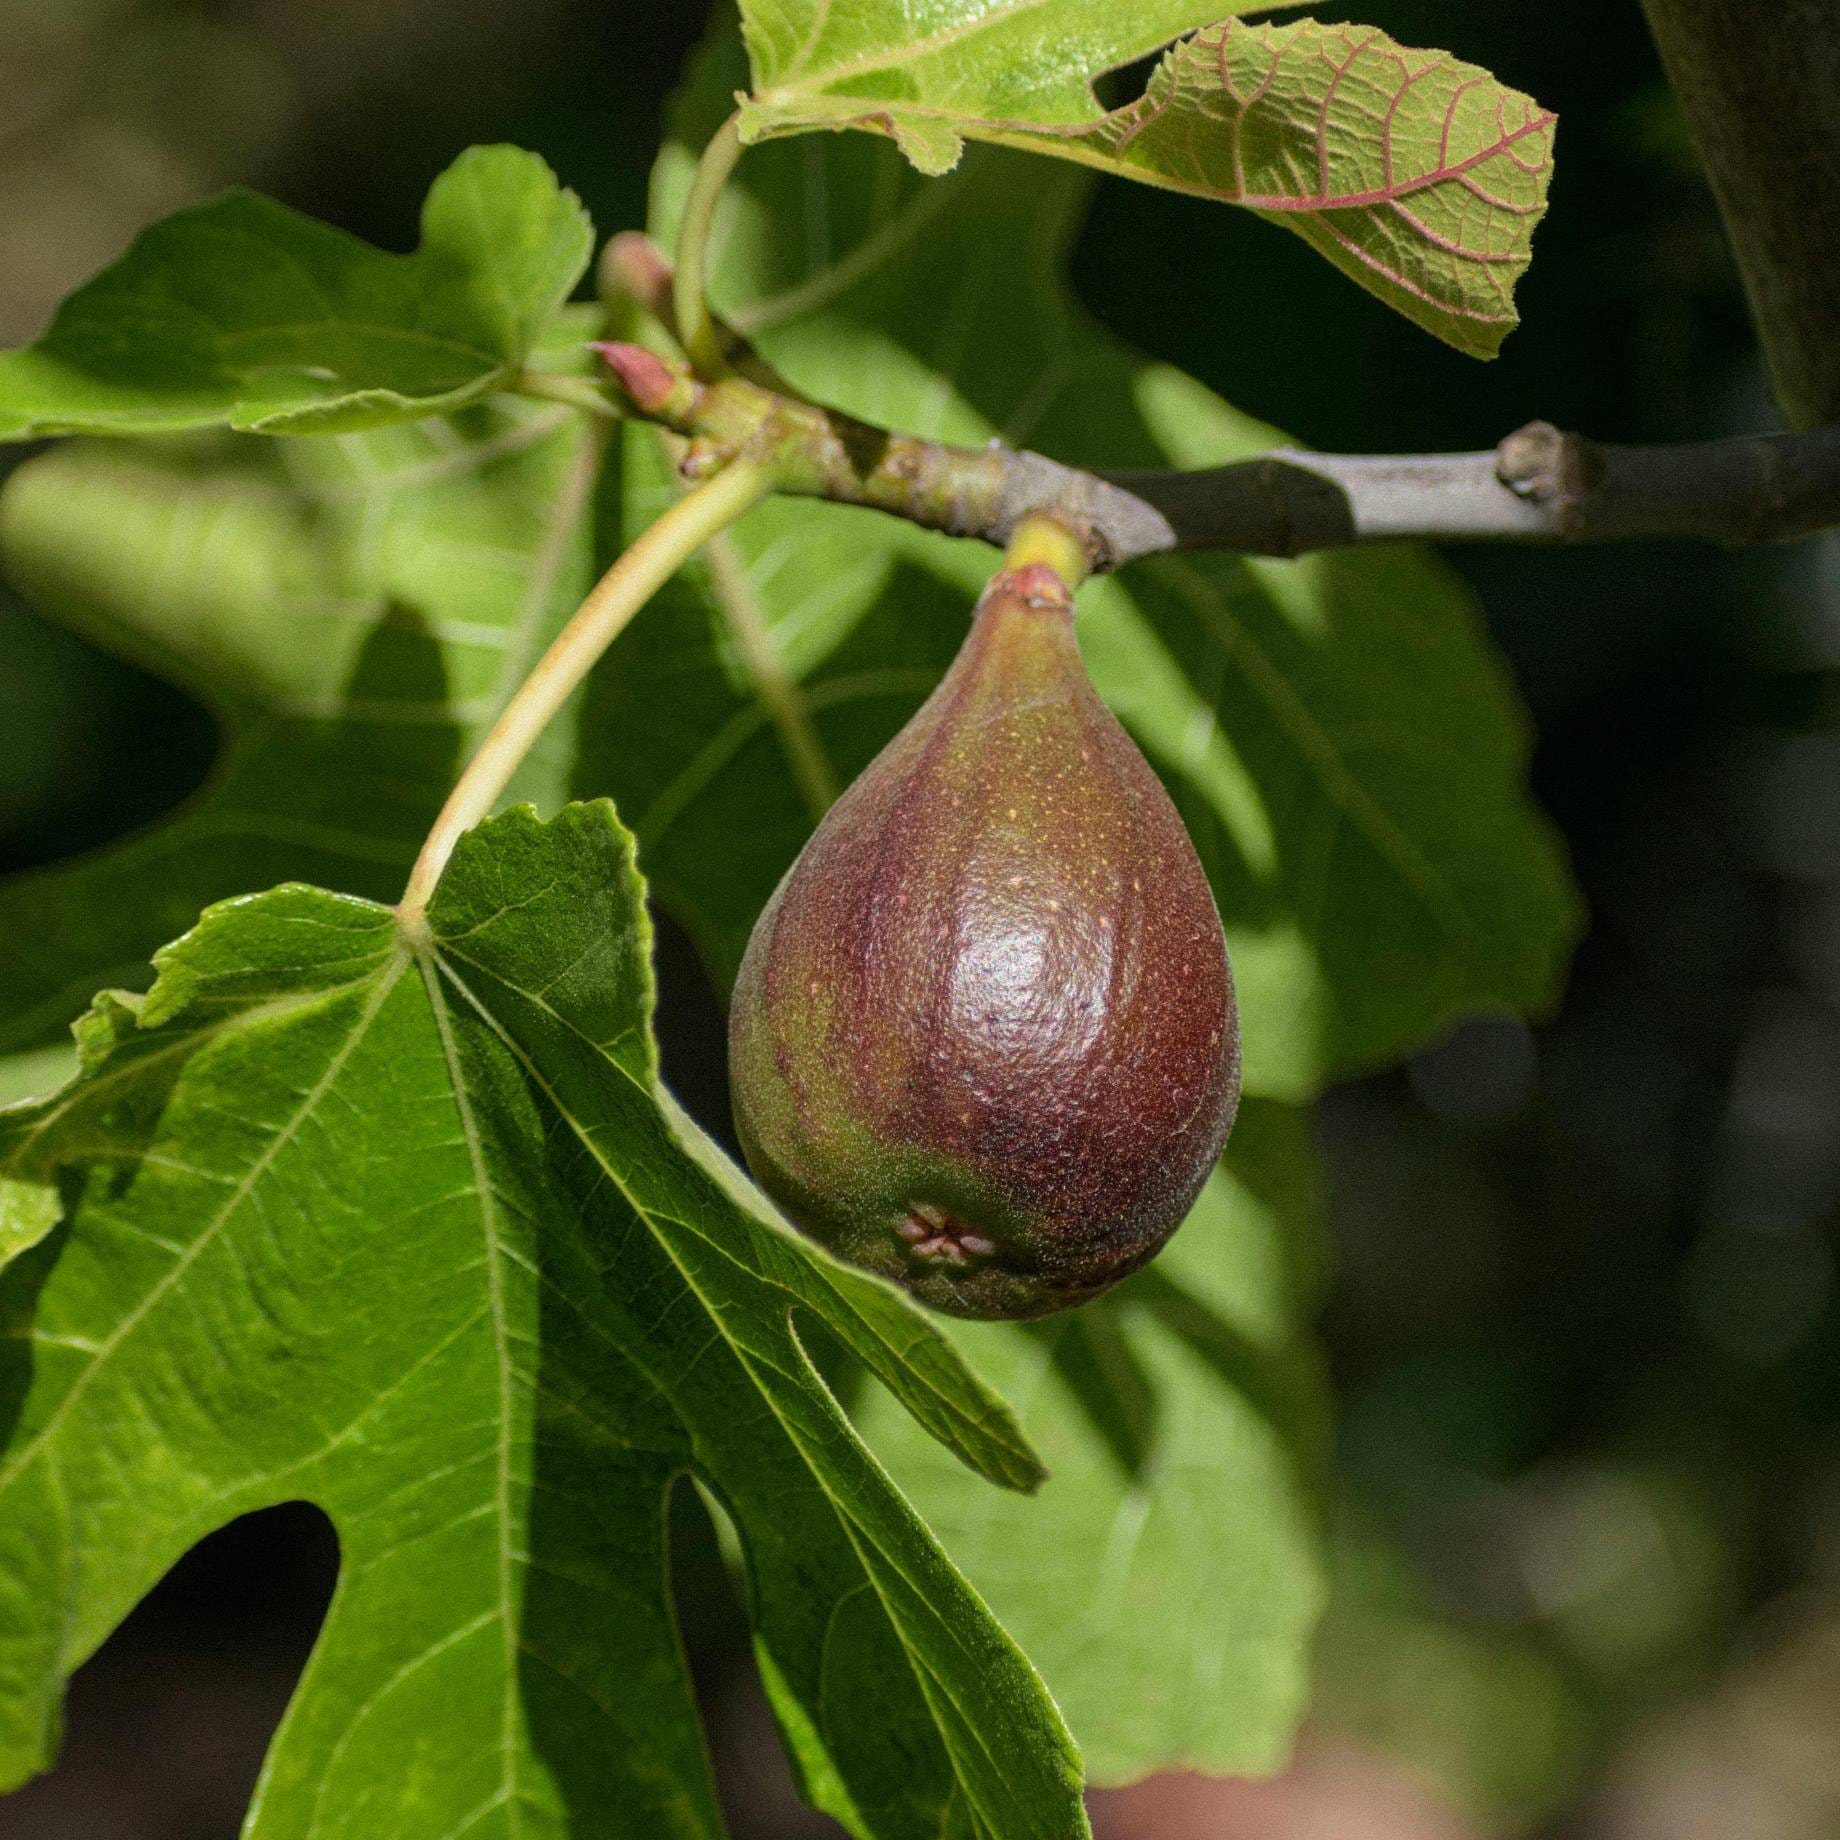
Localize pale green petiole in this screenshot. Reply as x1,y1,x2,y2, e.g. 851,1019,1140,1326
399,455,779,920
672,111,746,379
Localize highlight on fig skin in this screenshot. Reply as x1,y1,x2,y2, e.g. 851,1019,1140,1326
727,555,1240,1321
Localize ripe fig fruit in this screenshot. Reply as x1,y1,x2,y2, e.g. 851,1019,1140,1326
728,556,1239,1319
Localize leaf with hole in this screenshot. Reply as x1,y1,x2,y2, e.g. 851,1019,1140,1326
0,801,1084,1840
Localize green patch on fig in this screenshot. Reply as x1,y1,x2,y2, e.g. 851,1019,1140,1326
730,559,1239,1319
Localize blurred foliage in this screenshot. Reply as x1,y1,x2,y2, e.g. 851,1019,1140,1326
3,1,1839,1837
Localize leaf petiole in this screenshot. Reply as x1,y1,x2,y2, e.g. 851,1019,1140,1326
398,455,779,919
512,369,624,417
673,111,745,378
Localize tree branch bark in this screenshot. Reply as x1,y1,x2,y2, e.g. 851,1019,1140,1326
1103,422,1840,560
585,342,1840,565
1640,0,1840,427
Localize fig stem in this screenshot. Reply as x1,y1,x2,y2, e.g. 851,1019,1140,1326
674,112,745,380
1004,512,1094,590
398,456,778,920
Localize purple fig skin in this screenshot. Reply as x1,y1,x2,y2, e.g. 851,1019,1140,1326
728,559,1240,1319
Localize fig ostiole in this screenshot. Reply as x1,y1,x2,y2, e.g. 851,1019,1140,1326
728,556,1240,1320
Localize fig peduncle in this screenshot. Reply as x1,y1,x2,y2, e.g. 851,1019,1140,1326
1004,511,1094,590
399,455,777,919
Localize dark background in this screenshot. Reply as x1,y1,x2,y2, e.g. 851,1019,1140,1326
3,1,1837,1835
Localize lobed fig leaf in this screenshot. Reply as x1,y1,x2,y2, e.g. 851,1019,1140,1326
730,558,1239,1319
0,802,1083,1839
0,146,592,439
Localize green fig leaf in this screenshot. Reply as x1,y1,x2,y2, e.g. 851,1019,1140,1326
850,1099,1330,1782
739,0,1296,155
0,1177,57,1271
589,34,1579,1103
0,146,592,438
0,800,1084,1839
735,6,1554,356
0,316,604,1070
0,1049,75,1112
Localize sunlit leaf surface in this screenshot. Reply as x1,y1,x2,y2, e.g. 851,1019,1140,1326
0,147,592,436
737,4,1553,353
0,803,1083,1840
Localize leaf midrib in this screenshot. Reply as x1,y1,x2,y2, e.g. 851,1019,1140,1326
1152,556,1491,964
417,950,526,1837
421,942,1052,1839
431,934,1024,1479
